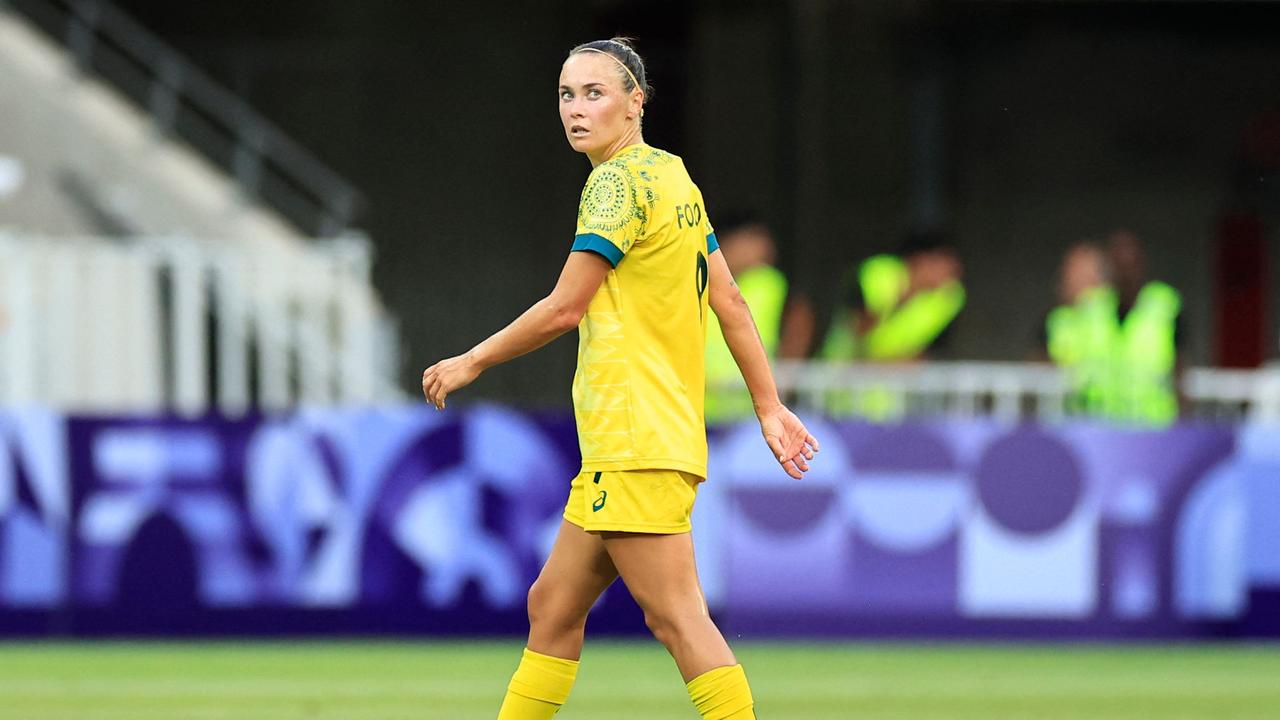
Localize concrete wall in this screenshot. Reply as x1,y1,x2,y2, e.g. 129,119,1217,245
76,0,1280,402
947,6,1280,363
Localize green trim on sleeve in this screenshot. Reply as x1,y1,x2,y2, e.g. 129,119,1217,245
571,233,624,267
707,232,720,254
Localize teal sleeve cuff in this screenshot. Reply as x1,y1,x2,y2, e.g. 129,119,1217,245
707,232,720,254
571,233,624,267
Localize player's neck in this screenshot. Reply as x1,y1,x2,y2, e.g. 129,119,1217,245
589,130,645,167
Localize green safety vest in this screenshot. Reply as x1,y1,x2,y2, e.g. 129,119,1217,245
1046,281,1180,427
1047,286,1118,417
704,264,788,422
819,255,907,362
820,255,965,362
819,255,966,419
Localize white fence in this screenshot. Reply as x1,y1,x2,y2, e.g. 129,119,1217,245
0,233,401,414
769,359,1280,423
4,236,1277,422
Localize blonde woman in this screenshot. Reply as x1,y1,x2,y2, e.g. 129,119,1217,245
422,37,818,720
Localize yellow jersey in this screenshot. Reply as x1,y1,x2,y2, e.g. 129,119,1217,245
570,143,718,479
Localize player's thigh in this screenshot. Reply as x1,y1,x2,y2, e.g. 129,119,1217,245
529,519,619,621
600,531,706,616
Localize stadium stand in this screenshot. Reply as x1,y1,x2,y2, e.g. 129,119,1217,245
0,1,401,414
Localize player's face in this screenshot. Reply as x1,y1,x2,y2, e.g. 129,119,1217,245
558,53,641,160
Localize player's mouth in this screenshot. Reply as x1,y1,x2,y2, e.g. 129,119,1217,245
570,125,589,137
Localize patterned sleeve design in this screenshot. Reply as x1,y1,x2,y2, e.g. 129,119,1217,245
572,163,650,266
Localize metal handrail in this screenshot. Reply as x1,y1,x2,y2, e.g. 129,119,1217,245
4,0,363,236
752,360,1280,422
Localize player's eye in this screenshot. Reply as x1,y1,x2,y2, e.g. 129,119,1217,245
560,91,573,101
587,89,602,99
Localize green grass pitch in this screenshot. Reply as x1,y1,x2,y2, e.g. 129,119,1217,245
1,640,1278,719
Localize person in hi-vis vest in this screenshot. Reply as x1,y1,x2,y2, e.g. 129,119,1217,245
820,232,966,419
1041,242,1115,416
704,217,805,423
1044,233,1183,427
1106,230,1184,425
1039,230,1177,420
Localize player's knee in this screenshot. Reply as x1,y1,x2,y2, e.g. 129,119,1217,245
642,611,672,647
526,578,554,626
526,578,583,632
642,605,700,649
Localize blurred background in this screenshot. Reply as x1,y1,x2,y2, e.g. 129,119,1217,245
1,0,1279,717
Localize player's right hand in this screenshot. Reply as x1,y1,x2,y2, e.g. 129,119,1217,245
758,404,819,480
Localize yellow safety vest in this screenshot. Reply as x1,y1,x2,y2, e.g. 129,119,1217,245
1047,286,1118,416
820,255,965,419
1046,282,1180,426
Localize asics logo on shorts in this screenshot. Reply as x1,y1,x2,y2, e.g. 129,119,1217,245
593,490,608,512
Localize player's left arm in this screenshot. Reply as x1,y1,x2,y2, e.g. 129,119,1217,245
422,251,610,409
707,249,819,479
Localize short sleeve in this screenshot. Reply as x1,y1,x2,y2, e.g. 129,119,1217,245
572,164,647,267
704,211,718,254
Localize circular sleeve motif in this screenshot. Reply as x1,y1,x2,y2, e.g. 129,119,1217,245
579,165,637,235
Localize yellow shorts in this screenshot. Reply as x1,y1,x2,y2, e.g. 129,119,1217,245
563,469,702,534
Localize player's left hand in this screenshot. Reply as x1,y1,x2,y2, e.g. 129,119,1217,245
422,352,481,410
758,404,819,480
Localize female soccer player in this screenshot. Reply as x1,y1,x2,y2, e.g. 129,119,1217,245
421,37,818,720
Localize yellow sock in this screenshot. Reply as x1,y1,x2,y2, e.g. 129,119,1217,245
496,647,579,719
687,664,755,720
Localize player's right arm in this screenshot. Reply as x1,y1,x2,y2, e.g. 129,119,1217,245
422,251,609,410
707,250,819,479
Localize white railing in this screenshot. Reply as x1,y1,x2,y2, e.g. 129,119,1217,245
765,360,1280,423
4,240,1273,423
0,233,402,415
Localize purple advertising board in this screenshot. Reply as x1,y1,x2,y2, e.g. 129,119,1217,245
1,405,1277,638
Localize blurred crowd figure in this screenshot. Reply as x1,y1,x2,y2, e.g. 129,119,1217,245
705,220,1183,427
705,225,968,421
1042,231,1183,426
819,231,965,364
814,231,966,419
